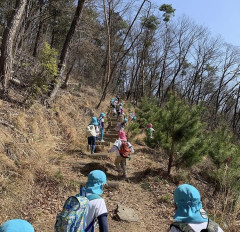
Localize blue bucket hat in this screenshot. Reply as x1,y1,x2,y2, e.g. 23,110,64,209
86,170,107,195
100,112,106,117
90,117,98,126
174,184,208,223
0,219,34,232
124,118,128,123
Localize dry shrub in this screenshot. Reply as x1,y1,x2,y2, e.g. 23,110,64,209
0,85,110,226
12,113,27,132
209,191,240,232
81,85,98,99
0,153,18,187
133,132,146,145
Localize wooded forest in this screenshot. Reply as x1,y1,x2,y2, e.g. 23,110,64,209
1,1,240,230
0,0,240,136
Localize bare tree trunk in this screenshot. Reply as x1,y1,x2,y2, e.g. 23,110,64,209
103,0,111,89
167,142,174,175
50,28,55,48
48,0,86,101
33,0,43,57
0,0,27,96
101,53,107,90
232,85,240,132
62,59,75,89
141,50,145,97
96,0,147,109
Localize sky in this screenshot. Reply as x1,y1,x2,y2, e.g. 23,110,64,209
152,0,240,47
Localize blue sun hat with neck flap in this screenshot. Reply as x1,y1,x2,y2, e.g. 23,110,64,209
90,117,98,126
86,170,107,195
174,184,208,223
0,219,34,232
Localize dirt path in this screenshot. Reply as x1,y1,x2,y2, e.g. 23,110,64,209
34,147,176,232
30,113,177,232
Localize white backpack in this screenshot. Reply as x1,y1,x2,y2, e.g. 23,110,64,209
86,125,96,137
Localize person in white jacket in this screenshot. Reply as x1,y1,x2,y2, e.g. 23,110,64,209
86,117,99,154
108,131,134,178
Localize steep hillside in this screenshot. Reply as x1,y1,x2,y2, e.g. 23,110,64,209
0,85,109,226
0,86,238,232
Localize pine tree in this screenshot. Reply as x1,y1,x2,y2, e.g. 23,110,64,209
207,126,240,191
153,95,206,175
136,97,158,128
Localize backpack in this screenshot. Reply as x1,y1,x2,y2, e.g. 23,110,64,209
170,219,219,232
119,141,131,158
55,193,101,232
97,117,103,129
86,125,95,137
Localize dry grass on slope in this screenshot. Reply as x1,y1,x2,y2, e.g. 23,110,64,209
1,89,238,232
0,86,109,228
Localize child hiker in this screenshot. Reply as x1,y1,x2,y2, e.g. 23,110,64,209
128,112,133,121
115,117,128,132
86,117,99,154
55,170,109,232
117,103,123,119
112,107,117,117
170,184,224,232
0,219,34,232
132,113,136,121
146,123,155,139
108,131,134,179
81,170,109,232
110,98,115,108
98,112,106,142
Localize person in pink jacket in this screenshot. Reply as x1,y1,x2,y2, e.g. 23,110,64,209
108,131,134,179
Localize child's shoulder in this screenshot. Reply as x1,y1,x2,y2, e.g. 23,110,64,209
127,141,133,147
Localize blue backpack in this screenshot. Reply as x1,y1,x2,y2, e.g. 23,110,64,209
98,117,103,129
55,190,101,232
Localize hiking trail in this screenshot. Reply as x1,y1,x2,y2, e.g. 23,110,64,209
30,102,177,232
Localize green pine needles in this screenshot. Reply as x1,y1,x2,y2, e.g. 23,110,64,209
137,95,205,175
135,94,240,193
207,127,240,192
155,95,205,175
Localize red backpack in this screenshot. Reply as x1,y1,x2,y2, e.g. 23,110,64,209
119,141,131,158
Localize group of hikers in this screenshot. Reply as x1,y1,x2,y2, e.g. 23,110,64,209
0,180,224,232
86,96,134,179
108,97,134,179
0,96,224,232
110,96,136,122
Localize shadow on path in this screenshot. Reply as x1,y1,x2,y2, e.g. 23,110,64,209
72,162,119,181
128,167,174,184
